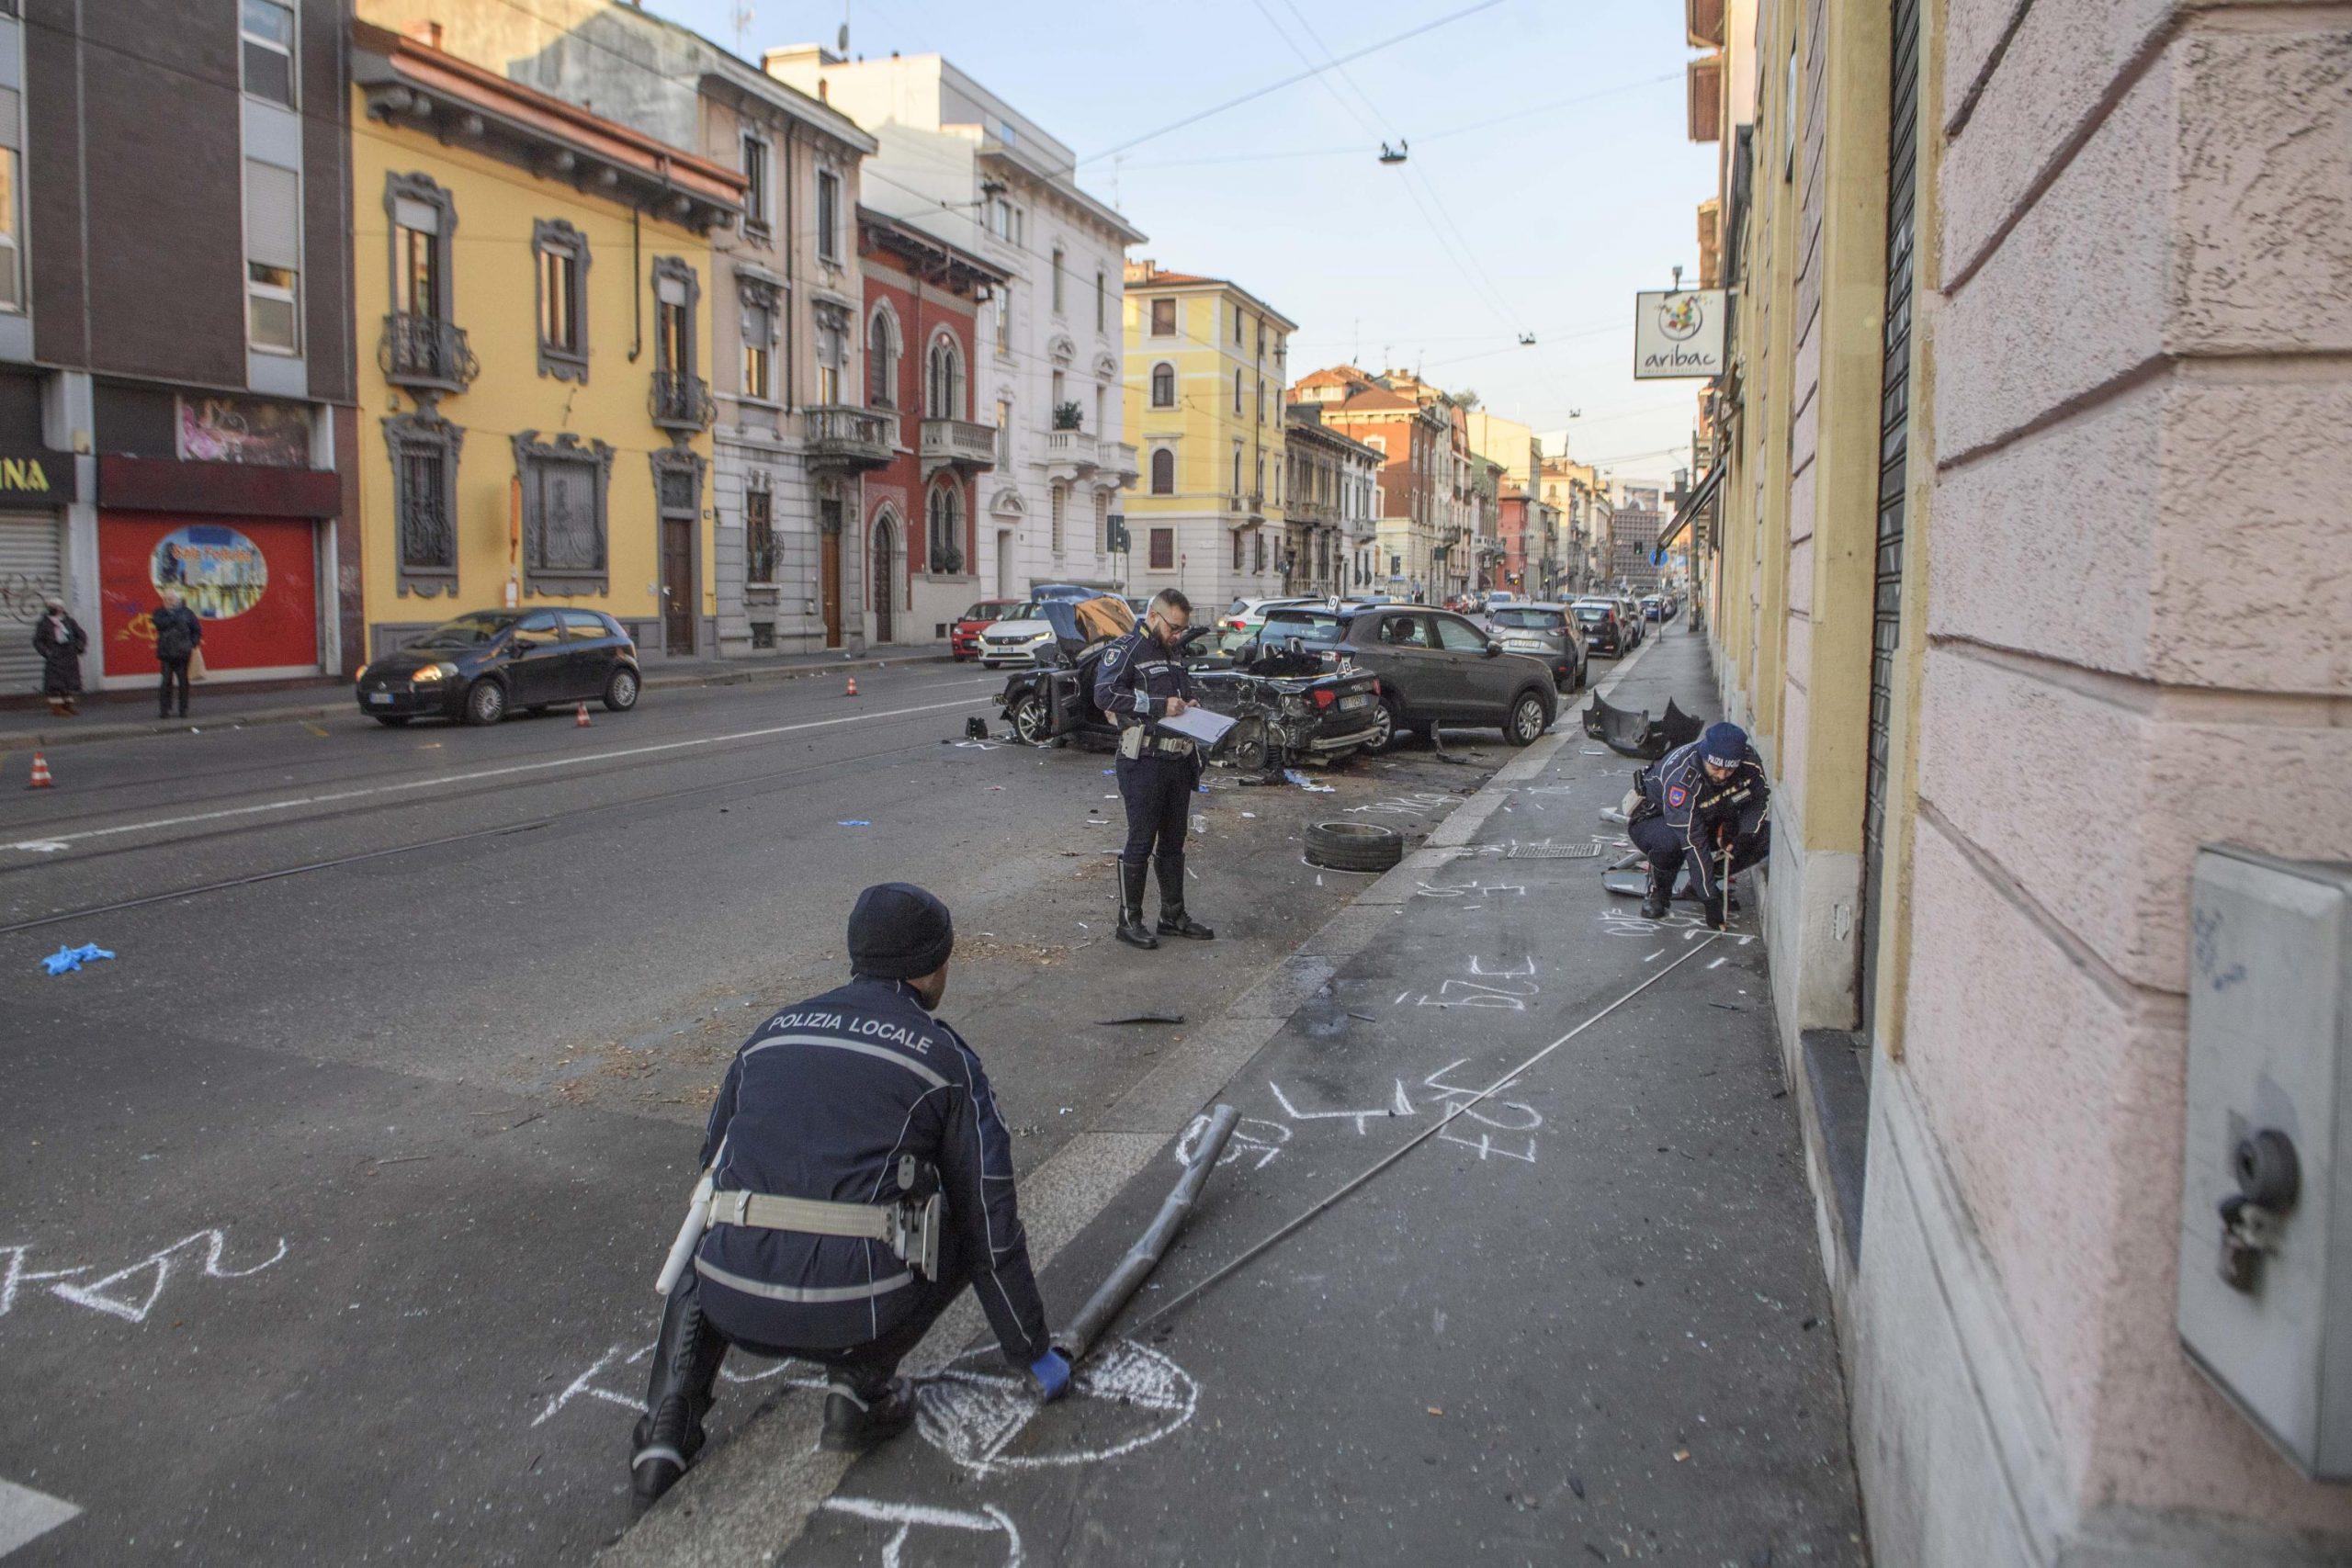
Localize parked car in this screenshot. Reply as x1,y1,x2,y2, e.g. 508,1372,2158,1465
1640,594,1664,622
356,607,639,727
1217,595,1322,653
1611,593,1645,647
1571,597,1634,657
997,596,1382,768
977,601,1057,668
950,598,1024,661
1231,604,1349,664
1485,602,1588,693
1325,605,1558,751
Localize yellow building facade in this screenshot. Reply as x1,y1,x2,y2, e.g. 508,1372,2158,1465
1122,260,1295,610
349,24,738,661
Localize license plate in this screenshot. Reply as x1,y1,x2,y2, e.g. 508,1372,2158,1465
1340,694,1370,711
368,692,393,705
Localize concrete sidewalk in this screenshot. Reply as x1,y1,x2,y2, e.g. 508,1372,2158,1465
615,626,1866,1567
0,646,954,751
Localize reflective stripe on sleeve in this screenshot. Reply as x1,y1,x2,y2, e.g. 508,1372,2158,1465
695,1256,915,1303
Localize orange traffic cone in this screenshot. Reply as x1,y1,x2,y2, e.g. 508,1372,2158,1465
575,702,592,728
845,675,859,697
27,750,52,789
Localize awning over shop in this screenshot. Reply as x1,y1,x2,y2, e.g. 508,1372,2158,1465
1661,461,1724,551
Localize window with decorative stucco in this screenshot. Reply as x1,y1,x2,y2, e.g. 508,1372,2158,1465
927,483,963,575
745,484,776,584
513,432,613,596
533,219,588,381
384,411,461,598
1150,447,1174,495
926,335,964,421
865,307,899,409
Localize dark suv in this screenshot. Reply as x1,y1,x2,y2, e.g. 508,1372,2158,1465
356,608,640,727
1329,605,1558,751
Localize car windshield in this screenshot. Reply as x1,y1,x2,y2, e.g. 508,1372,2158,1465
412,611,519,649
1007,604,1048,621
1491,608,1563,629
1262,611,1341,642
963,602,1013,621
1574,605,1611,621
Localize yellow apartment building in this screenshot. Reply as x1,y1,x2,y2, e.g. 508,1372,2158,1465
349,22,738,661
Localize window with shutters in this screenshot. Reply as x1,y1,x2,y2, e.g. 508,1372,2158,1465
741,288,775,401
1150,363,1174,408
533,219,588,381
1095,269,1107,333
1149,527,1173,570
244,158,300,355
1150,446,1174,495
814,305,846,404
744,486,776,583
240,0,295,108
384,411,461,597
652,258,696,378
1049,483,1066,555
1254,532,1266,572
1094,491,1109,554
1232,368,1242,413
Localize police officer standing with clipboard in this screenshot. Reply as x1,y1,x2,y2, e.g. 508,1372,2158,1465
1094,590,1217,951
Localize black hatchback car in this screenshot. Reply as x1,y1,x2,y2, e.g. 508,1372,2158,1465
356,608,640,727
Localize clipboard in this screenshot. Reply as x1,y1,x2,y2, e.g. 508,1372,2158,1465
1157,706,1238,747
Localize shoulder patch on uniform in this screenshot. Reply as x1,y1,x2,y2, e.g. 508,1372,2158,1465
1104,647,1124,667
1667,784,1688,809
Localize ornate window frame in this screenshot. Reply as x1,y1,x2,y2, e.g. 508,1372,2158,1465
738,273,781,403
512,430,613,596
925,479,965,576
533,218,591,383
924,331,964,421
865,299,900,410
383,410,462,598
1149,446,1175,495
651,256,701,378
383,171,457,317
1149,361,1176,409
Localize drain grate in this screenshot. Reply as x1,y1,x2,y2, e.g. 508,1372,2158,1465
1507,840,1605,860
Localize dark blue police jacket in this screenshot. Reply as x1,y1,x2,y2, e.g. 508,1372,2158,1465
1093,626,1195,730
693,976,1050,1370
1638,738,1770,897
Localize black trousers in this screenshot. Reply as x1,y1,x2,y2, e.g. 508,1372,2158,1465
1630,817,1770,899
1114,751,1193,870
688,1248,974,1397
157,656,191,716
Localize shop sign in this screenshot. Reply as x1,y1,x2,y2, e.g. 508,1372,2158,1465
1633,289,1727,379
99,515,318,675
176,394,314,467
0,447,81,502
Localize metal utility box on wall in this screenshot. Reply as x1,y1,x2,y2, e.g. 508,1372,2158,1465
2177,847,2352,1481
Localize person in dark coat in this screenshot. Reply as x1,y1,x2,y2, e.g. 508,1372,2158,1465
628,883,1069,1507
33,597,86,716
151,587,202,719
1628,720,1770,929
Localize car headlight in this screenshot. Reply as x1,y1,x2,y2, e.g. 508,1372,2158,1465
354,662,369,682
412,663,453,682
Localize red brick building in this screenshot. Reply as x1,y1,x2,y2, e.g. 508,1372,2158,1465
857,209,1005,644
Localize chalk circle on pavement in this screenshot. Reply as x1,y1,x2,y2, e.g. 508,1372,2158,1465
916,1337,1199,1475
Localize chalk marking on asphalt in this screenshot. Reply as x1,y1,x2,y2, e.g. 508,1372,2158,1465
2,695,989,853
1135,933,1725,1333
914,1340,1197,1477
1709,955,1729,969
0,1480,82,1559
819,1496,1023,1568
1644,949,1666,962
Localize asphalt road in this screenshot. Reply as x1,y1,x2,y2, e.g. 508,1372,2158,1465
0,657,1528,1565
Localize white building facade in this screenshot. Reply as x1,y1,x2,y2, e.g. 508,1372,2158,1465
764,49,1142,624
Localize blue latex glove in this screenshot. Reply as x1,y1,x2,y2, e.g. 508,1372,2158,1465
1029,1348,1072,1404
41,942,115,976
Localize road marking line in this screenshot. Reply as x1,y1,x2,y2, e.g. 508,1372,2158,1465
0,1480,80,1558
4,695,989,852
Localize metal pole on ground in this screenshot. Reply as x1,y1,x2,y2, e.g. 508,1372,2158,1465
1063,1103,1239,1365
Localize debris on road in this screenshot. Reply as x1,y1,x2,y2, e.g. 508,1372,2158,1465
40,942,114,975
1095,1011,1184,1026
837,819,871,827
1283,769,1336,793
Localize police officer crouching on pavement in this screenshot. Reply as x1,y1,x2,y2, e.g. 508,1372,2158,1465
1094,589,1215,951
1628,721,1770,930
629,883,1071,1507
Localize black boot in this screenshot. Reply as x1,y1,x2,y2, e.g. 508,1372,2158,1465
1116,862,1159,950
819,1374,917,1452
630,1275,729,1508
1641,861,1672,920
1155,855,1214,940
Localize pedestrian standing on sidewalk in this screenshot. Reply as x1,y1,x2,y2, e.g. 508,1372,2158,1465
629,883,1069,1507
1628,720,1770,929
1094,589,1216,950
151,588,201,719
32,597,86,716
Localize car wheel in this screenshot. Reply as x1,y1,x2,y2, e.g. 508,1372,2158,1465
1503,689,1550,747
1365,694,1405,754
1305,820,1405,873
1008,693,1050,744
1221,715,1270,773
373,714,412,728
463,678,507,726
604,666,640,713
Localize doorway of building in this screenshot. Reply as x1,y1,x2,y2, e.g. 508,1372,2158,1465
871,516,896,643
997,529,1013,600
821,528,843,649
661,518,695,656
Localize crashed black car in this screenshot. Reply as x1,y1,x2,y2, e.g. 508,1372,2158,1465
995,596,1382,769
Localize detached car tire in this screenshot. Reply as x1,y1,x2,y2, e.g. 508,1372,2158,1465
1305,820,1406,873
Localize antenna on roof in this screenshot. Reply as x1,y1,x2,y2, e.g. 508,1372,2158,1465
732,4,753,55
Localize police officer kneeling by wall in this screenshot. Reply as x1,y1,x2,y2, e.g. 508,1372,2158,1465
1095,589,1215,951
1628,721,1770,929
629,883,1071,1506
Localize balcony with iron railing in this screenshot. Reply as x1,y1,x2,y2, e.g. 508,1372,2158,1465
379,311,479,396
802,405,897,471
920,417,997,477
650,370,716,434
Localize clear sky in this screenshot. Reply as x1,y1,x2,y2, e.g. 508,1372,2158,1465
641,0,1714,485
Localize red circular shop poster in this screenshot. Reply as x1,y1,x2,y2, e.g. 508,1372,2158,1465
98,515,319,677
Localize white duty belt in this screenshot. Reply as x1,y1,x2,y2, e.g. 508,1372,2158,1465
651,1159,942,1298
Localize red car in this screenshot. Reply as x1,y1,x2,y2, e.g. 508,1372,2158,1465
951,599,1024,661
